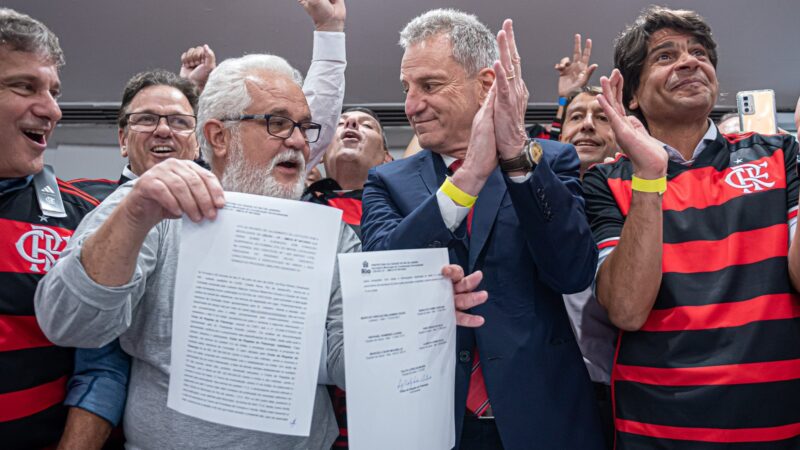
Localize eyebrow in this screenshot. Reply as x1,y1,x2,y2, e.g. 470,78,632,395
129,109,192,115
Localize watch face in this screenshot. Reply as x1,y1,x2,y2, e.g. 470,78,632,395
530,142,543,164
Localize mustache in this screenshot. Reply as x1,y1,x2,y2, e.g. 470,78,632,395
269,149,306,170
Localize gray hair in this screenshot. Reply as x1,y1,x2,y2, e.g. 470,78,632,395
399,8,498,77
0,8,64,66
196,54,303,166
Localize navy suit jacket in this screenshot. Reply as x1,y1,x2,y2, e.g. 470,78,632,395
361,140,604,450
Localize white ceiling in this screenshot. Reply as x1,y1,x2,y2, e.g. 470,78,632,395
6,0,800,110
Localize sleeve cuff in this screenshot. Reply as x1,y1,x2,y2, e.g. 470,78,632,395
436,188,470,232
65,376,127,426
63,246,143,311
508,171,533,183
312,31,346,62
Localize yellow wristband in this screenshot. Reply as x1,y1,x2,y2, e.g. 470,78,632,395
441,177,477,207
631,175,667,194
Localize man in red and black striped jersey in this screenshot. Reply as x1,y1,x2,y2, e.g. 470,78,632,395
584,6,800,448
0,8,128,449
304,107,392,238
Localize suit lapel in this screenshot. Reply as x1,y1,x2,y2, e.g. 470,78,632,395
468,168,506,272
418,150,446,195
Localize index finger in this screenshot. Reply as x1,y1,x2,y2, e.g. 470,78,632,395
441,264,465,283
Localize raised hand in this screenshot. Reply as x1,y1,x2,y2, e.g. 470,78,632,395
123,159,225,231
453,83,498,196
180,44,216,90
493,19,530,161
596,69,667,179
555,34,598,98
441,265,487,328
298,0,346,32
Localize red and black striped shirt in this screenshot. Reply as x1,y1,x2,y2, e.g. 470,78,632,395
0,178,99,448
584,132,800,449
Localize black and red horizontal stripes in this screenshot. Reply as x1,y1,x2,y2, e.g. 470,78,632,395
617,431,800,450
617,317,800,368
0,182,97,444
0,402,67,448
662,223,788,274
615,378,800,430
596,132,800,447
656,257,790,309
661,188,787,243
606,152,787,217
0,314,53,352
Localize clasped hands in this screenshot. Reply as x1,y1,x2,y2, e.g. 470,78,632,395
454,19,530,196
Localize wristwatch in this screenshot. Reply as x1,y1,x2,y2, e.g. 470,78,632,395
499,139,543,173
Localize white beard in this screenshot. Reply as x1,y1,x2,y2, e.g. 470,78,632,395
221,136,306,200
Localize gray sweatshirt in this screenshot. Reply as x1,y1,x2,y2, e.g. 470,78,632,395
35,184,359,449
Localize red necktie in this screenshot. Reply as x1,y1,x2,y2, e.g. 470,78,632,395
448,159,489,416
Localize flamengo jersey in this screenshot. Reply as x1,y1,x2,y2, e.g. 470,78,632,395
0,179,99,448
584,131,800,449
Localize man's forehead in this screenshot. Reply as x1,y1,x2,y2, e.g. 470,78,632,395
129,85,192,113
400,34,456,78
567,93,601,112
0,47,60,84
244,73,310,119
647,28,701,50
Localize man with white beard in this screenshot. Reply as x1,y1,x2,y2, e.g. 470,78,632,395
34,53,488,449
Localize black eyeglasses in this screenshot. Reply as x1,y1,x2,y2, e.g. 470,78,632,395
223,114,322,143
125,113,197,134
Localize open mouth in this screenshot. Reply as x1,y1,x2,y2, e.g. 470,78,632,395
573,139,601,147
276,160,299,170
341,130,361,142
671,78,703,90
150,146,175,154
22,129,46,145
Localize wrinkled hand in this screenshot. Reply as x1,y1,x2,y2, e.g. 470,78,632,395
493,19,530,160
442,265,487,328
453,83,497,196
555,34,598,98
597,69,667,179
180,45,216,89
298,0,346,32
123,159,225,231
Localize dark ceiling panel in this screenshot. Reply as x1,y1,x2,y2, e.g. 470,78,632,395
5,0,799,109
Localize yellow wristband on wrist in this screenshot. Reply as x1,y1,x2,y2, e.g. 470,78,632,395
441,177,477,207
631,175,667,194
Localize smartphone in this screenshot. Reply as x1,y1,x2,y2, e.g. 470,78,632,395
737,89,777,134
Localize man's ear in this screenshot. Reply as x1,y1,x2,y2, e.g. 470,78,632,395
118,128,128,158
204,119,229,159
628,94,639,111
476,67,496,102
383,150,394,163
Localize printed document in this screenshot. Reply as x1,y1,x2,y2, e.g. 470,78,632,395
167,192,342,435
338,248,455,450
